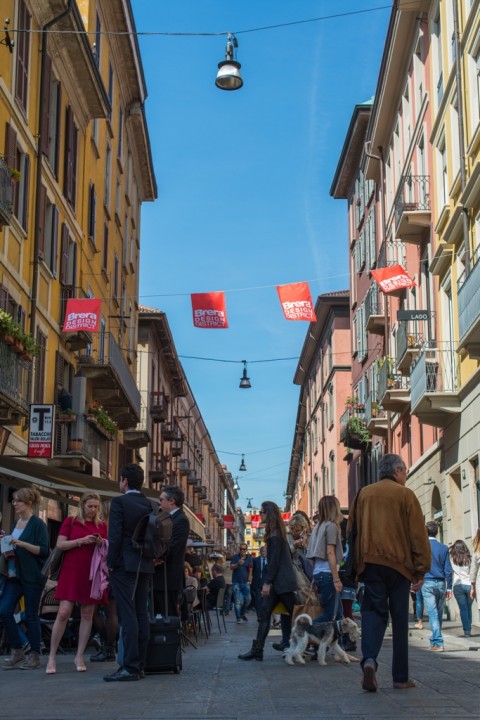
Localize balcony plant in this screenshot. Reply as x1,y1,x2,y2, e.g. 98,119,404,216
346,415,371,444
0,310,38,358
345,396,364,411
56,407,77,423
87,403,118,438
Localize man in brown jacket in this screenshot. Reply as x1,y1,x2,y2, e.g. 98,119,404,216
350,453,431,692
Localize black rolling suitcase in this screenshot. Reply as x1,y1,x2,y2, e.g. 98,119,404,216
144,565,182,674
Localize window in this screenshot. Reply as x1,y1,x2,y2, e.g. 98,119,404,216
113,253,119,302
42,55,61,175
329,452,335,495
104,144,111,212
63,107,78,208
43,193,59,276
115,178,121,221
450,95,460,180
60,224,77,287
33,330,47,403
102,223,109,274
437,135,448,207
15,1,31,113
432,10,443,107
88,183,96,245
5,124,30,231
94,13,101,67
107,63,114,120
118,107,123,165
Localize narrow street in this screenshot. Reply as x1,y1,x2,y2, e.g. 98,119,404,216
3,614,479,720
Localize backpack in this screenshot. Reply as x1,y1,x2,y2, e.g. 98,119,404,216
131,500,172,560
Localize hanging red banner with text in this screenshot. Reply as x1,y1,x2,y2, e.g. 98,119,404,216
371,265,416,294
62,298,101,333
191,292,229,329
251,514,261,529
223,515,235,529
276,282,317,321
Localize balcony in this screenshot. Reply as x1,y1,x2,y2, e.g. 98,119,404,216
0,340,30,425
149,455,167,483
0,157,12,226
187,470,197,485
394,175,431,243
365,392,388,437
50,419,109,474
410,343,461,427
339,407,371,450
149,391,168,422
365,283,387,335
377,239,406,269
178,458,190,476
458,246,480,358
76,333,140,429
123,406,151,449
377,359,410,412
395,321,425,374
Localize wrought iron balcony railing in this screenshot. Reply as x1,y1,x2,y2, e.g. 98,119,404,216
394,174,430,229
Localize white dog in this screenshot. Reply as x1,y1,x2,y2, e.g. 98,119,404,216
284,613,361,666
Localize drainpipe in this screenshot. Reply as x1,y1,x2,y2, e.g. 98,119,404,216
30,1,74,356
365,141,392,453
452,0,470,272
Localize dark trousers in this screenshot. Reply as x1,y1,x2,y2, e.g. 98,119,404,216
360,564,411,683
0,579,43,654
256,590,296,648
109,568,150,674
154,589,182,618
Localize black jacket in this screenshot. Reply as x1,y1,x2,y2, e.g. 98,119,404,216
107,492,155,574
153,508,190,591
265,531,297,594
252,555,268,589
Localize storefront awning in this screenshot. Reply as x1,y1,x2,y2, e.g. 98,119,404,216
0,456,205,540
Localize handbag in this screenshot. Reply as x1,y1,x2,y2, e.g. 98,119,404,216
292,582,323,622
341,490,362,585
41,546,64,580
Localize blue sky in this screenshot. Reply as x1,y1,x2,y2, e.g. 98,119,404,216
131,1,390,509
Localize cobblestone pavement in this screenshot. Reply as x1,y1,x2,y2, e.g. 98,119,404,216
1,615,479,720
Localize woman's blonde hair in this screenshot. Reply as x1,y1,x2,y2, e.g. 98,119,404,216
289,511,311,534
473,528,480,554
77,492,101,525
317,495,342,526
12,485,42,509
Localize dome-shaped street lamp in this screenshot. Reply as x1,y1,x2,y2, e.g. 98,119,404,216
215,33,243,91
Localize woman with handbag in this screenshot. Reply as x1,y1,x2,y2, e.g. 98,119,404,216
46,492,107,674
0,486,49,670
306,495,343,622
238,501,297,662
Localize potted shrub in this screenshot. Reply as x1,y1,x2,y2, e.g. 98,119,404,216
87,404,118,438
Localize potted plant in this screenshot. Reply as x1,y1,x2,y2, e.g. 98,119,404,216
57,408,77,423
87,404,118,438
346,416,371,445
0,309,17,345
67,438,83,452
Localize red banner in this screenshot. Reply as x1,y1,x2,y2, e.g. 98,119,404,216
251,514,261,529
223,514,235,529
191,292,228,329
276,282,317,321
281,512,291,522
62,298,101,333
371,265,416,294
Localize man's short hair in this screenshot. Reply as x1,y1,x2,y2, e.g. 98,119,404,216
212,563,223,575
120,463,144,490
426,521,439,537
378,453,405,479
161,485,184,508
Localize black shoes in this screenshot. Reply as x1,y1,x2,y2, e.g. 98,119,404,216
238,641,263,661
241,615,248,622
103,667,140,682
90,647,116,662
272,642,288,652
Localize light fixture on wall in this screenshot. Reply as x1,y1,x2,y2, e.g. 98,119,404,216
239,454,247,472
239,360,251,389
215,33,243,91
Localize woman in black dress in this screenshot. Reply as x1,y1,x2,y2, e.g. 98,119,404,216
238,501,296,661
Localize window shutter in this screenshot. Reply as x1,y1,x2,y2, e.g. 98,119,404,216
64,107,73,202
88,183,96,241
15,2,31,112
0,284,8,310
41,55,52,156
38,184,46,258
60,222,69,284
51,205,59,277
5,122,17,166
55,351,65,399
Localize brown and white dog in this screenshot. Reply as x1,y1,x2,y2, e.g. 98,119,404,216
284,613,361,666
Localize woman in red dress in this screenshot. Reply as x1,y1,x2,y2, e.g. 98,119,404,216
46,492,107,674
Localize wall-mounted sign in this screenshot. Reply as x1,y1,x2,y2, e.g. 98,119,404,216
397,310,432,322
28,404,54,458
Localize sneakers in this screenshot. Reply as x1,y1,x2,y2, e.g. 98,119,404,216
0,648,25,669
414,621,423,629
362,658,377,692
236,619,242,624
429,645,444,652
19,652,41,670
393,679,416,689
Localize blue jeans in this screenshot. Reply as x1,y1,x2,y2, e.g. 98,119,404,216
415,591,424,621
233,582,251,620
313,572,341,622
453,584,472,634
0,579,43,654
422,579,446,647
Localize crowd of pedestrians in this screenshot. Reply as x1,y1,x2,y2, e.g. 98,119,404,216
0,452,479,693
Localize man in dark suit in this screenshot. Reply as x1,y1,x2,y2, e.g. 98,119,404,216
251,546,267,620
104,463,154,682
153,486,190,617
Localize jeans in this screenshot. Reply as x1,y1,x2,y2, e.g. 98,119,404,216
313,572,342,622
233,582,251,620
360,564,411,683
0,579,43,654
422,579,446,647
415,591,424,621
453,584,472,634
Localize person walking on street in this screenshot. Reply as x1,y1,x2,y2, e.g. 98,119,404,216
449,540,473,637
238,501,296,661
104,464,154,682
349,453,431,692
422,521,452,652
230,543,253,624
251,546,267,621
